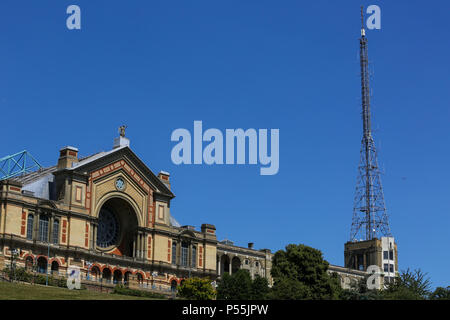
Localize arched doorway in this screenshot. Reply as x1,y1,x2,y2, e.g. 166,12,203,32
232,257,241,274
220,255,230,274
25,256,34,271
102,268,112,283
96,197,139,257
91,266,101,281
37,257,47,274
51,261,59,275
171,280,178,292
113,270,122,284
124,271,132,286
136,272,144,286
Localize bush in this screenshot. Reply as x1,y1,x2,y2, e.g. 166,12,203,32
112,285,166,299
4,267,32,282
178,277,216,300
3,267,70,289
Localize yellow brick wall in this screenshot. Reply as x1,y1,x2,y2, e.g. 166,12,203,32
204,244,217,271
4,204,22,236
69,217,87,248
93,173,147,226
153,234,170,263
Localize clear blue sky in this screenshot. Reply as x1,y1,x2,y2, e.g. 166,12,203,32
1,1,449,288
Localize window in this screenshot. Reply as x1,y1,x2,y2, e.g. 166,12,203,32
181,242,189,267
383,264,389,272
158,205,164,220
389,264,394,273
245,259,249,265
357,254,364,271
26,214,34,240
75,186,82,203
172,241,177,265
39,215,49,242
383,251,389,260
191,246,197,268
255,261,259,267
389,250,394,260
52,219,59,244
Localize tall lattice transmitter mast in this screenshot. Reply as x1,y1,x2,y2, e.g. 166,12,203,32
350,8,392,242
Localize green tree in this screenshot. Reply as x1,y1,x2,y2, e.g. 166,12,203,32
269,244,341,300
339,276,382,300
381,268,431,300
429,286,450,300
177,277,216,300
251,275,270,300
217,269,253,300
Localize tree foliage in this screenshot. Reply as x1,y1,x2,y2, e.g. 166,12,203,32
339,276,382,300
251,275,270,300
381,268,432,300
269,244,341,300
217,269,270,300
429,286,450,300
178,277,216,300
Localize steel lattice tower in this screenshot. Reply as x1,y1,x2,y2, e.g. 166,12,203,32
350,8,392,241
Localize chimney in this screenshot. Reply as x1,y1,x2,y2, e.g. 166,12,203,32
248,242,254,249
57,146,78,169
158,171,171,190
201,224,216,235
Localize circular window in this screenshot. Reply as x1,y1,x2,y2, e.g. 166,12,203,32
96,208,120,248
115,177,126,191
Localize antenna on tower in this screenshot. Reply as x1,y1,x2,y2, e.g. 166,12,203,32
350,8,391,241
360,6,366,37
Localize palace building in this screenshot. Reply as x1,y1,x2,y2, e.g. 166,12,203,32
0,132,273,291
0,130,378,293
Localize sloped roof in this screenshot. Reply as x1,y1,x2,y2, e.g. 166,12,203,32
67,146,174,198
11,166,57,185
69,146,127,170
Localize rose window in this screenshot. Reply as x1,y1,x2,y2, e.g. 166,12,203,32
96,208,119,248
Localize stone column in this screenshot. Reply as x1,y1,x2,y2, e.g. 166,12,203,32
137,232,142,259
218,256,221,276
33,211,39,241
229,257,232,275
93,223,97,250
143,233,147,260
141,233,145,259
90,222,95,250
49,215,54,243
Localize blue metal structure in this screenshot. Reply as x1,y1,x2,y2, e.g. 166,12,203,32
0,150,42,180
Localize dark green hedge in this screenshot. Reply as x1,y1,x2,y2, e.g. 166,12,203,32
112,285,166,299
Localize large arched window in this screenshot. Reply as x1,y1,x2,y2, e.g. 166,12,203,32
26,214,34,240
39,215,49,242
96,207,119,248
52,219,59,244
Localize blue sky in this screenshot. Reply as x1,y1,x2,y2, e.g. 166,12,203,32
1,1,449,288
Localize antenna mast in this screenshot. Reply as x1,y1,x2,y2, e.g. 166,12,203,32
350,7,391,241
